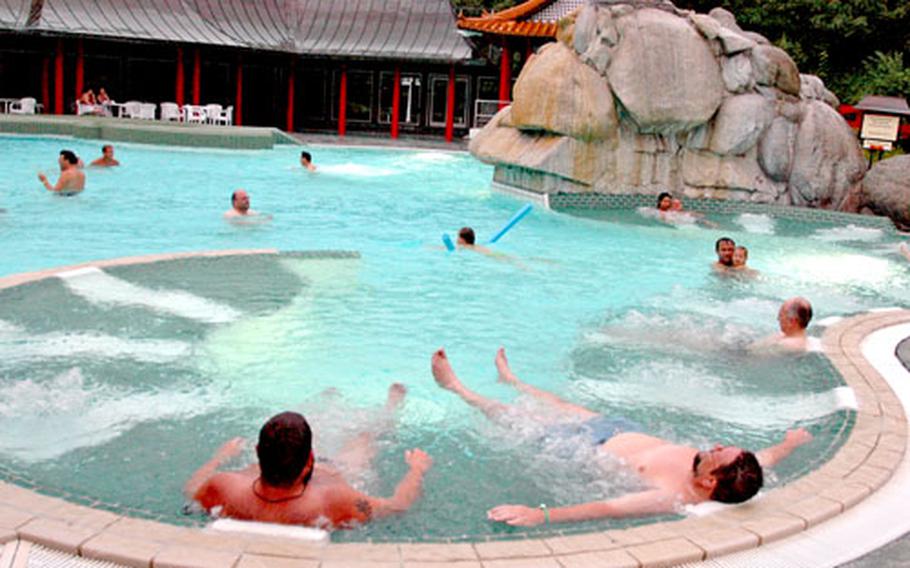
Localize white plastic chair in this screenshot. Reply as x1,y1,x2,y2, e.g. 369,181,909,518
76,102,99,116
183,105,207,124
138,103,156,120
204,104,222,124
214,105,233,126
119,101,141,119
9,97,36,114
160,102,181,122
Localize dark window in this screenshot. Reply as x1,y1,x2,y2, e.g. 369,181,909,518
378,71,422,127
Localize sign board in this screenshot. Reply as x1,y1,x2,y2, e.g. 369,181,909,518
862,139,893,152
860,113,900,142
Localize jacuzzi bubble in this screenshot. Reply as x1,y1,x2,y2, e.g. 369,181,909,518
811,225,885,242
735,213,775,234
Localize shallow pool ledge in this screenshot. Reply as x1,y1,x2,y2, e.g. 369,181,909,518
0,253,906,567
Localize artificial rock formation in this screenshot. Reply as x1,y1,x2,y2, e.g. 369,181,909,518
862,156,910,230
470,0,866,210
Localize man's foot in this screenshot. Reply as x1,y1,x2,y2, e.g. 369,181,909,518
495,347,519,385
432,348,462,392
386,383,407,410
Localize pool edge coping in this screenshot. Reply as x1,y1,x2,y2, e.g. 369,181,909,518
0,250,906,568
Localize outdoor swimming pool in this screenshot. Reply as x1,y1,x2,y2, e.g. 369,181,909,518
0,135,908,542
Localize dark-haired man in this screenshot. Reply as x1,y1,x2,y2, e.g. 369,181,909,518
185,385,432,528
456,227,495,256
90,145,120,167
431,348,811,526
713,237,736,271
38,150,85,195
300,151,316,172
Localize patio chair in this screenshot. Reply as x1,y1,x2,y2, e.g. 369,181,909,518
184,105,207,124
204,104,222,124
119,101,141,119
160,102,181,122
77,102,100,116
138,103,156,120
9,97,37,114
214,105,233,126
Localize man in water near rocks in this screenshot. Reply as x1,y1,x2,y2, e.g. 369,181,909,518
38,150,85,195
431,348,811,526
752,297,814,352
186,384,433,528
713,237,736,272
90,145,120,167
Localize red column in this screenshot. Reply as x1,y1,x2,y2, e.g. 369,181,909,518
286,61,295,132
235,60,243,126
338,67,347,137
391,66,401,139
175,47,185,106
75,39,84,102
41,55,50,112
525,39,533,62
445,65,455,143
54,39,63,115
192,47,201,105
498,40,511,109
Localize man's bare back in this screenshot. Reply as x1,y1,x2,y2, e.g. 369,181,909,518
39,167,85,194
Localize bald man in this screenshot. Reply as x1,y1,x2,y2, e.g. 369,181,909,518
753,297,813,352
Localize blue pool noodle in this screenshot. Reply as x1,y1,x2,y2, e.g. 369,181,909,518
442,233,456,252
489,204,533,244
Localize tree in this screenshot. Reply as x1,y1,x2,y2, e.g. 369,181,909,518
450,0,519,17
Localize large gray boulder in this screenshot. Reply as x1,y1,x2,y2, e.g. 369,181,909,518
607,8,723,132
511,42,618,142
862,156,910,229
468,1,869,214
788,101,866,209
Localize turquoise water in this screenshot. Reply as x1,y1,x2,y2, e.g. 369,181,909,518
0,135,908,541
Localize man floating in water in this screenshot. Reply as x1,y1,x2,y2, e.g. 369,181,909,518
186,384,433,528
37,150,85,195
752,297,814,352
300,151,316,172
224,189,271,223
90,145,120,167
456,227,495,256
431,348,811,525
713,237,736,272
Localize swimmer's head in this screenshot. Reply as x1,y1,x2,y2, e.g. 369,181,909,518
671,198,683,211
231,189,250,213
59,150,79,168
657,192,672,211
256,411,314,488
732,246,748,267
300,151,312,166
457,227,476,246
715,237,735,266
693,446,763,504
779,297,813,334
101,145,114,158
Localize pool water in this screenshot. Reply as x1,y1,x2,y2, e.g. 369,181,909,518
0,135,908,541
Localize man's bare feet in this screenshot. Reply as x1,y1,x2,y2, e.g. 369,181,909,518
386,383,407,410
495,347,519,385
432,348,462,391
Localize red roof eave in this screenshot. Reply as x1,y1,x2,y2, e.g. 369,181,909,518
457,18,557,38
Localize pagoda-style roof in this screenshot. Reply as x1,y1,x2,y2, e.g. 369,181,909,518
0,0,473,62
457,0,584,38
854,95,910,117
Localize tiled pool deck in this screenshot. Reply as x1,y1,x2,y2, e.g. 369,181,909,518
0,115,299,149
0,250,907,567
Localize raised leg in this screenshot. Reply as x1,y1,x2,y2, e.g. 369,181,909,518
333,383,407,475
495,348,598,420
432,348,509,421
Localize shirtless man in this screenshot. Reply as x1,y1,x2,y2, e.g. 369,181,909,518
224,189,271,222
713,237,736,272
431,348,811,525
186,385,433,528
300,151,316,172
456,227,495,256
38,150,85,195
752,297,813,352
90,145,120,167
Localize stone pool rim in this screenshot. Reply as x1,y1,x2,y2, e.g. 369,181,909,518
0,249,906,568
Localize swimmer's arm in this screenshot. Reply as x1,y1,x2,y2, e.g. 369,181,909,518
487,490,676,526
37,172,58,192
757,428,813,468
184,437,245,501
360,449,432,519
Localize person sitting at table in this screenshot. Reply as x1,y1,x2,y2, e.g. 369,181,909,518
79,89,96,105
97,88,111,104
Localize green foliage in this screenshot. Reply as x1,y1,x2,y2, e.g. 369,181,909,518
450,0,519,17
679,0,910,104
